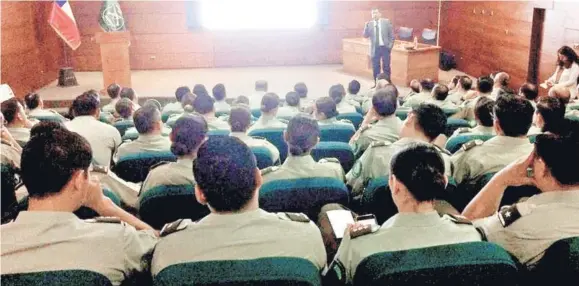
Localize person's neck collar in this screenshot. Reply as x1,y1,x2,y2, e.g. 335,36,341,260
396,200,435,213
28,195,78,213
7,121,26,128
210,198,259,215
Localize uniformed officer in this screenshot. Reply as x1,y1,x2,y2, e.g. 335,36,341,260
114,98,134,121
24,93,67,121
330,84,359,114
140,114,208,198
347,103,453,196
228,106,280,163
212,83,230,113
113,105,171,163
361,78,390,114
166,92,197,127
528,96,566,135
277,91,302,118
101,83,122,114
1,97,34,143
350,85,402,157
0,112,21,168
314,97,356,130
330,144,481,284
446,76,472,105
345,80,365,105
451,76,494,121
402,78,435,108
463,129,579,267
294,82,315,114
247,93,287,133
1,129,158,286
151,136,326,276
261,115,344,184
425,84,459,110
192,94,230,131
448,96,496,139
452,95,535,185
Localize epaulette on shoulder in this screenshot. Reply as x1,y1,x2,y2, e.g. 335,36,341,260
160,219,188,237
251,136,267,141
359,125,372,133
349,223,378,239
433,144,452,156
277,212,311,223
278,118,289,124
443,213,473,225
456,127,471,134
150,161,170,171
319,157,340,164
498,204,522,227
370,141,391,148
261,166,280,176
461,139,484,152
85,216,123,224
91,164,109,174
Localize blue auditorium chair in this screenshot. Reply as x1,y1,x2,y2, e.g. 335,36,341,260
445,118,471,137
395,109,409,120
215,110,229,118
353,242,519,286
99,112,114,124
139,184,209,230
397,26,414,41
162,110,182,123
112,120,134,137
112,151,177,183
251,146,275,169
421,28,437,46
251,108,262,119
445,134,494,154
442,107,460,117
528,236,579,285
337,113,364,130
248,128,288,162
153,257,322,286
311,142,355,172
319,124,355,143
259,178,349,221
207,129,230,137
2,269,113,286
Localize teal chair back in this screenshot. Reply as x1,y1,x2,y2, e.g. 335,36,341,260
215,110,229,118
251,108,262,118
395,110,409,120
337,113,364,130
566,115,579,122
529,236,579,285
99,112,113,124
445,134,494,154
360,177,397,224
311,142,355,172
443,107,460,117
207,129,230,137
251,146,275,169
139,184,209,229
248,128,288,162
162,111,182,123
353,242,519,286
112,120,134,137
528,134,538,144
259,178,349,221
29,115,65,124
2,270,112,286
153,257,322,286
319,124,355,143
112,152,177,183
445,118,471,137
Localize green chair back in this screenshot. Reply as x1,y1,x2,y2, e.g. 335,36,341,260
319,124,356,143
2,269,112,286
99,112,113,124
445,118,471,137
112,152,177,183
337,113,364,130
29,115,65,124
311,142,355,172
248,128,287,162
251,146,275,169
251,108,262,119
395,110,409,120
112,120,134,137
528,236,579,285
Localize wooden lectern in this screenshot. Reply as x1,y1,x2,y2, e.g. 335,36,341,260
95,31,131,90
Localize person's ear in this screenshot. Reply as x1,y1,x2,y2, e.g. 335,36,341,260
254,168,263,191
389,174,399,195
194,185,208,205
443,175,449,188
283,130,289,142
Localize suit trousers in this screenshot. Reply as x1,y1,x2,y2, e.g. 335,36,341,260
372,45,391,81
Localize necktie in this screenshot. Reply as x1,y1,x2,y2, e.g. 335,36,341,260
375,20,380,43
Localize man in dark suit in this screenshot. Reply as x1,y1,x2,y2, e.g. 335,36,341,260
363,8,395,84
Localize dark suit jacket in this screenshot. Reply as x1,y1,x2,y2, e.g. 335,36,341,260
363,18,395,57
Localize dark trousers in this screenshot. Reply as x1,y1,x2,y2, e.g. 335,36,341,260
372,46,391,81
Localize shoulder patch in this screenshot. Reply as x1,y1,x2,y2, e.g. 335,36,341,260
150,161,170,171
461,139,484,152
498,204,522,227
91,165,109,174
160,219,188,237
370,141,391,148
261,166,280,176
85,216,123,224
319,157,340,164
444,213,473,225
250,136,267,141
277,212,311,223
359,125,372,133
457,127,471,134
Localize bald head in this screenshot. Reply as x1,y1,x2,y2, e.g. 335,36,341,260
494,72,510,88
549,86,571,104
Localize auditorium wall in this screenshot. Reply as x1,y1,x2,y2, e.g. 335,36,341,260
440,1,579,89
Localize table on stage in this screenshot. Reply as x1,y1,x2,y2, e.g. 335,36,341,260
342,38,441,86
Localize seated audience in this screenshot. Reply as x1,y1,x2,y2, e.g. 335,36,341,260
162,86,189,115
402,78,435,108
113,105,171,163
452,95,534,184
528,97,566,135
261,115,344,184
345,80,363,104
277,91,301,118
447,75,461,93
151,136,326,275
24,93,65,120
1,98,34,143
193,84,209,98
193,95,230,131
450,97,496,138
362,73,390,99
140,114,208,197
294,82,314,113
519,83,539,109
102,83,122,114
120,87,140,110
330,84,359,113
212,83,230,113
143,99,162,111
247,93,287,133
66,92,122,167
115,98,134,121
0,112,22,168
465,127,579,267
333,144,481,284
361,78,391,114
453,75,494,121
491,72,510,100
234,95,250,106
447,76,473,105
401,79,421,102
426,84,458,109
347,103,452,196
314,97,355,129
350,85,402,156
0,128,157,285
251,80,268,109
166,92,197,126
229,106,280,163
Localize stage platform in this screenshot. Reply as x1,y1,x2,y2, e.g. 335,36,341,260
38,64,468,111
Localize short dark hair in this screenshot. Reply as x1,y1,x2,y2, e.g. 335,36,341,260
133,105,161,134
419,79,435,92
557,45,579,68
372,85,398,116
285,91,300,107
229,106,252,132
212,84,226,101
234,95,250,105
1,98,22,123
535,130,579,186
115,98,134,119
477,76,494,93
329,84,346,104
170,114,208,156
193,84,209,98
376,73,390,82
255,80,268,92
390,143,446,201
474,97,495,127
30,121,66,138
411,104,447,141
24,93,41,110
520,83,539,101
459,76,473,90
286,115,320,156
536,96,566,133
120,87,136,101
494,94,534,137
71,93,100,116
21,129,92,198
260,93,280,113
294,82,308,98
451,75,460,86
410,80,421,93
175,86,191,102
143,99,162,111
433,84,449,101
107,83,121,99
193,95,215,114
315,97,338,119
193,136,257,212
348,80,361,95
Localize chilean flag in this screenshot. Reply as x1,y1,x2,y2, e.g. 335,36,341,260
48,0,81,50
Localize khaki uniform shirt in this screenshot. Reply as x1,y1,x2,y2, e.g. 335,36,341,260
66,116,122,167
6,127,30,143
527,125,543,136
140,158,195,199
336,101,358,114
350,116,402,156
247,114,287,134
335,211,481,283
151,209,327,275
113,134,172,163
261,155,344,185
425,98,459,110
318,118,356,130
28,108,66,120
214,100,231,113
277,106,301,118
475,190,579,267
450,125,495,138
162,101,184,115
1,140,21,168
451,136,534,184
345,93,365,105
402,92,432,108
1,211,158,286
231,132,280,163
453,93,492,121
347,138,452,196
205,116,231,131
102,98,120,114
447,91,466,105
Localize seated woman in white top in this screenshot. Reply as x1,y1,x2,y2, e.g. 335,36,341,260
247,93,287,133
277,91,302,119
330,84,358,114
229,106,280,163
314,97,355,129
544,46,579,99
24,93,66,120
